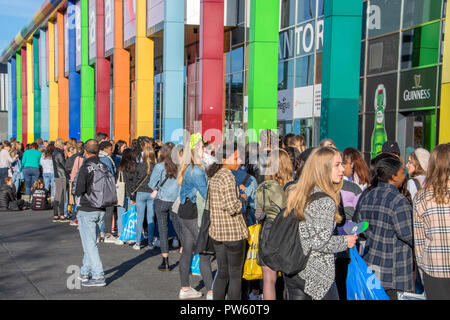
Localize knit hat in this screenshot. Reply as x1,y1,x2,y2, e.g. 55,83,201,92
414,148,430,172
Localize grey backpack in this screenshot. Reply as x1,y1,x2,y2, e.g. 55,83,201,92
85,162,118,208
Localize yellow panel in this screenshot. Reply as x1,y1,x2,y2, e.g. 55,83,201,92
439,83,450,144
27,41,34,143
48,21,59,141
442,5,450,84
135,0,153,138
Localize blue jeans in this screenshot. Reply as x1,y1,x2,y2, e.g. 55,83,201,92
23,167,40,195
135,192,155,246
78,210,106,280
116,197,130,238
0,168,8,186
42,173,55,201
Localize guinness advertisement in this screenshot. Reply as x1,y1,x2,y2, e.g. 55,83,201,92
399,66,437,110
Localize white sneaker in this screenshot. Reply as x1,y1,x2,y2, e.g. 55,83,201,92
179,287,203,300
115,239,124,245
153,238,160,248
206,291,213,300
133,244,141,250
172,239,179,248
148,243,155,250
104,235,117,244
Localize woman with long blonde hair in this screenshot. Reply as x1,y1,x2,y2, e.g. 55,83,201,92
413,143,450,300
284,147,357,300
255,149,294,300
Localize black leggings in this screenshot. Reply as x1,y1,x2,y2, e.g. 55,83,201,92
284,274,339,300
423,272,450,300
213,239,246,300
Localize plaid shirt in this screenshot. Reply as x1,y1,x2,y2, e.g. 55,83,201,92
354,182,414,292
413,183,450,278
208,168,249,242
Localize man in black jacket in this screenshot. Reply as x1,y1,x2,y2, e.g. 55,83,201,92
74,139,107,287
52,138,69,222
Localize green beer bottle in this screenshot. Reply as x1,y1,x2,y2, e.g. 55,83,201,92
371,84,388,158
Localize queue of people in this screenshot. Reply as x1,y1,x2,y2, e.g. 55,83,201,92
0,131,448,300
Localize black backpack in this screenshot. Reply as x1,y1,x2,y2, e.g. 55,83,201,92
258,192,328,276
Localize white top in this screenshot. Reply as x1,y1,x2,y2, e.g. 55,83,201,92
41,156,54,174
0,149,13,168
407,175,426,202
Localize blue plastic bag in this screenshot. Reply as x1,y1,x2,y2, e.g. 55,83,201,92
190,254,201,276
346,247,390,300
119,205,137,242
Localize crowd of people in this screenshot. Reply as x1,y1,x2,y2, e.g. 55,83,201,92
0,130,448,300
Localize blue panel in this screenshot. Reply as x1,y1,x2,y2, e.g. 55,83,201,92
40,29,49,141
163,118,185,145
163,0,185,143
68,0,81,140
7,62,12,139
11,58,17,139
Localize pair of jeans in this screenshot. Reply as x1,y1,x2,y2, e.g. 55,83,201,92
77,210,106,280
285,275,339,300
23,167,40,195
116,197,130,238
0,167,8,186
154,199,183,254
135,192,155,246
42,173,55,201
212,239,247,300
179,217,213,291
423,272,450,300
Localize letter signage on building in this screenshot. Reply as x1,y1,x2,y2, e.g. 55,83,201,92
147,0,164,36
279,19,323,60
399,66,437,110
104,0,114,57
75,0,81,71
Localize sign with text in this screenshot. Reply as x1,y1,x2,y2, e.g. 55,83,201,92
278,89,294,121
399,66,437,110
104,0,114,57
279,19,323,61
147,0,164,36
75,0,81,71
123,0,136,48
89,0,97,65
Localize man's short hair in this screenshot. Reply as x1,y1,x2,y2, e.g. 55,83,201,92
99,141,113,151
85,139,99,155
95,132,108,142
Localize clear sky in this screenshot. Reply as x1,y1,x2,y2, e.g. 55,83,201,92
0,0,43,54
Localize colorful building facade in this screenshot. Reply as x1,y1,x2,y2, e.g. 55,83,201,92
1,0,449,159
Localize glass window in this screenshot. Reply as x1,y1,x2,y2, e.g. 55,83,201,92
295,55,314,87
230,72,244,128
280,0,296,29
403,0,442,29
317,0,324,17
362,1,367,40
231,26,245,46
367,33,399,75
297,0,316,24
278,59,294,90
231,46,244,73
444,0,447,18
367,0,401,38
361,41,366,77
401,22,440,69
237,0,245,24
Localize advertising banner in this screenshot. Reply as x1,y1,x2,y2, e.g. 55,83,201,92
123,0,136,48
147,0,164,36
399,66,438,110
278,89,294,121
104,0,114,57
64,11,69,77
89,0,97,65
76,0,81,71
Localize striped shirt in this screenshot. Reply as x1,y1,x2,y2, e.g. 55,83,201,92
208,168,248,242
413,183,450,278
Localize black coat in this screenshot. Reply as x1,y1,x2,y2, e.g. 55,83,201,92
0,185,18,210
52,148,68,179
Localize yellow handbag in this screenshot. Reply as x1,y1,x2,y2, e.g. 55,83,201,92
242,224,263,280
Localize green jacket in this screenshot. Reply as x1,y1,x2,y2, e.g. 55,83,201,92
255,180,287,221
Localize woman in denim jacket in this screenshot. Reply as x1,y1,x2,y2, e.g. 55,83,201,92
149,142,182,271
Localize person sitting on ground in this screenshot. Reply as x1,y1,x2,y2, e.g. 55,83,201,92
30,178,51,211
0,177,26,211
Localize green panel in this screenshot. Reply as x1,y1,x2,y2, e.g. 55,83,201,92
413,22,440,67
80,0,95,142
321,0,362,148
322,15,362,100
424,112,436,151
248,0,279,141
33,36,41,139
16,52,22,141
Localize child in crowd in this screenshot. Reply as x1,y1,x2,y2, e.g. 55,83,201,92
30,178,51,211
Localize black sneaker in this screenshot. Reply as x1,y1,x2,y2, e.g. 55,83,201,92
81,278,106,287
157,257,170,272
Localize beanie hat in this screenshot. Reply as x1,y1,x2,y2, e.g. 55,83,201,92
414,148,430,172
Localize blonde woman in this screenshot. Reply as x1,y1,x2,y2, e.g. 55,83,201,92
413,143,450,300
176,134,213,300
284,147,357,300
255,149,294,300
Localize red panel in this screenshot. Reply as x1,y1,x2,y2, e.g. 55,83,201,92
199,0,224,137
95,0,110,136
21,47,28,143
